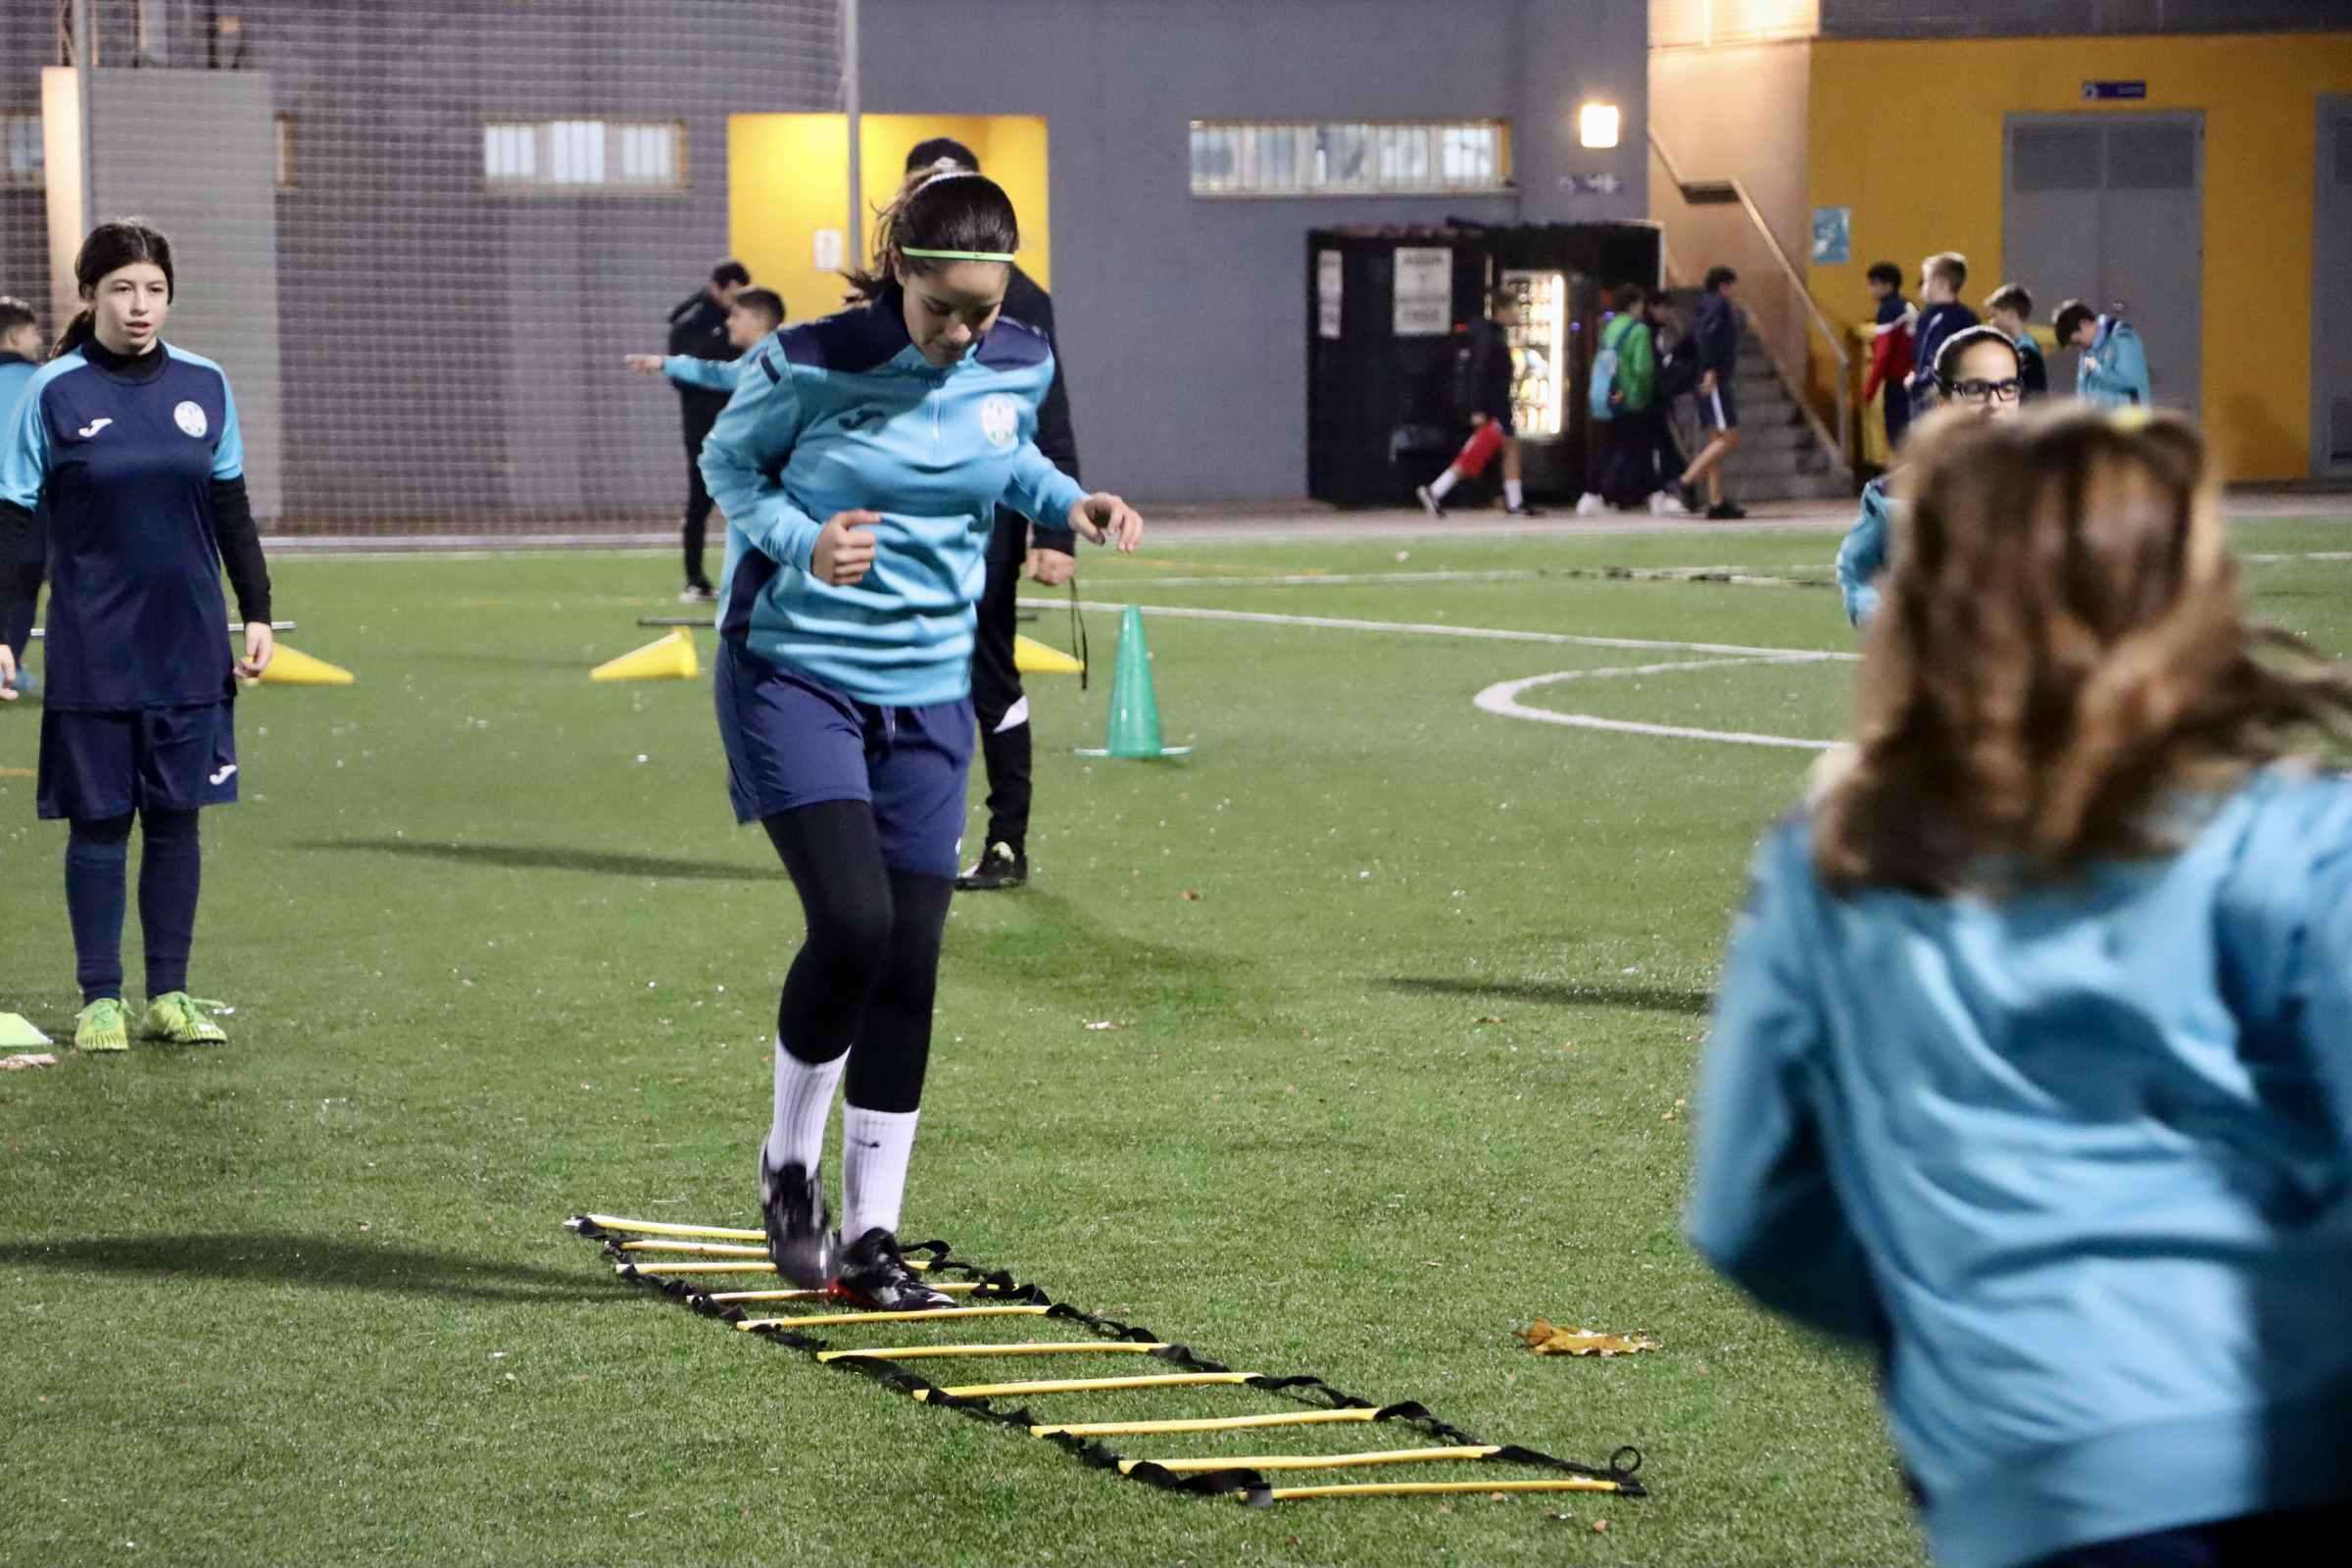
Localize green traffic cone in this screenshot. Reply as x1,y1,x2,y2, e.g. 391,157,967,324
1076,606,1191,759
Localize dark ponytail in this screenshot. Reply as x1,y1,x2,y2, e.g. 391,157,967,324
846,165,1018,301
54,218,175,357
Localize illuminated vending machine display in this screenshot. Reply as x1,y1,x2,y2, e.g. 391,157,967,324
1502,270,1566,438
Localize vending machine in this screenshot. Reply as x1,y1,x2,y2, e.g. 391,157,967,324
1305,221,1660,507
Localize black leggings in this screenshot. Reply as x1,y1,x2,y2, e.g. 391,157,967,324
762,799,954,1115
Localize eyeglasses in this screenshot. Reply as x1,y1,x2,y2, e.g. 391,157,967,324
1943,377,2023,405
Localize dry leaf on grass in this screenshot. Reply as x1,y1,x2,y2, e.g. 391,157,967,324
1,1054,58,1070
1517,1317,1658,1356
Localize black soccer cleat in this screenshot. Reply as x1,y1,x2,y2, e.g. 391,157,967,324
835,1228,956,1311
758,1152,837,1290
1706,500,1748,520
956,841,1027,891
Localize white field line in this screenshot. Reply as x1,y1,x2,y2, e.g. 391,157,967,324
1029,599,1858,662
1475,660,1843,751
1112,566,1835,588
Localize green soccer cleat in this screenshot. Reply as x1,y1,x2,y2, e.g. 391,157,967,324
74,997,129,1053
140,993,228,1046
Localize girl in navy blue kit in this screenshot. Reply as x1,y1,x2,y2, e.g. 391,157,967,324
0,220,273,1053
701,169,1141,1308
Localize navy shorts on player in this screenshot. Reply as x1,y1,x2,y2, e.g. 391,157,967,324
37,701,238,821
1700,382,1740,432
713,642,973,879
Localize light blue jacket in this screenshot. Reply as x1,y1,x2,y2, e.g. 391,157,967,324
1689,767,2352,1568
0,353,35,424
2077,318,2152,409
1835,475,1896,626
699,291,1087,707
662,354,740,394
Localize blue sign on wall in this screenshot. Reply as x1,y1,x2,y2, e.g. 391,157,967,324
2083,80,2148,101
1811,206,1851,267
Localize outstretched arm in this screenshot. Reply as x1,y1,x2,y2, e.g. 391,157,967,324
698,354,825,573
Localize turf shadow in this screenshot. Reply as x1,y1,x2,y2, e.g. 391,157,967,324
1381,975,1715,1016
301,838,777,883
0,1233,622,1303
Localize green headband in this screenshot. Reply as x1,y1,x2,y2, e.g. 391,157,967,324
900,247,1015,263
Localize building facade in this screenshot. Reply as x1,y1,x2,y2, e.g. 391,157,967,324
1650,0,2352,480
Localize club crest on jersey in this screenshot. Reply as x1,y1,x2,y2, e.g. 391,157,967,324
979,394,1019,449
173,401,209,439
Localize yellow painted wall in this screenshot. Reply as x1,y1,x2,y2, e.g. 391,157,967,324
1807,32,2352,478
727,114,1052,328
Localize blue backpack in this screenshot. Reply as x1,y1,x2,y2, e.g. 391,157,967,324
1589,317,1626,422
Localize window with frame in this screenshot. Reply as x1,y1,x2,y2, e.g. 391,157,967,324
2,112,43,191
274,114,297,192
1189,121,1509,197
482,119,686,192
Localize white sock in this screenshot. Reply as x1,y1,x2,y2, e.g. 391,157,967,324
1428,468,1459,499
765,1042,844,1172
840,1104,920,1242
1503,479,1525,509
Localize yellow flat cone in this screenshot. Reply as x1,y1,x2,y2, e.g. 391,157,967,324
0,1012,52,1049
1012,634,1084,675
592,629,699,681
257,645,356,685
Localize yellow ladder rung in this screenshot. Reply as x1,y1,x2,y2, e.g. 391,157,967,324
583,1217,929,1266
739,1305,1051,1329
617,1260,776,1275
917,1372,1254,1399
710,1283,977,1304
818,1342,1169,1363
620,1240,770,1255
579,1214,765,1241
1125,1446,1499,1475
1265,1478,1624,1500
1032,1408,1377,1439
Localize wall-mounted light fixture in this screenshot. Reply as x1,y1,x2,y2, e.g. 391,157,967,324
1579,103,1620,150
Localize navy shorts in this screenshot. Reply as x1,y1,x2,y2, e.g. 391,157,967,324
1700,381,1740,431
37,701,238,821
713,643,974,879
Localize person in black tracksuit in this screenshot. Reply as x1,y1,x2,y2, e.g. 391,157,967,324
666,258,752,601
901,139,1081,892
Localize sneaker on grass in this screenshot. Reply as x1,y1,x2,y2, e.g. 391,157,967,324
835,1228,956,1311
74,997,128,1053
955,841,1026,891
759,1152,837,1290
141,993,227,1045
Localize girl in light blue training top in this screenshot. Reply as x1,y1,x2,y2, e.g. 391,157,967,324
1692,404,2352,1568
699,166,1140,1311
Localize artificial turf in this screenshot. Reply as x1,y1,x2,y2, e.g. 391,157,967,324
3,517,2348,1565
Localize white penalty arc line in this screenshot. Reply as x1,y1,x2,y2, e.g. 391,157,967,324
1024,599,1857,751
1476,660,1841,751
1029,599,1857,662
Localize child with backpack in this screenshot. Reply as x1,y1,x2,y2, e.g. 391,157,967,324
1576,283,1665,514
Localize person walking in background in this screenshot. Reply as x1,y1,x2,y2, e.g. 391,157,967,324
626,288,784,394
0,296,41,686
1673,266,1743,519
895,137,1085,894
0,220,273,1053
1983,282,2047,401
1859,261,1915,454
2056,299,2153,410
666,258,753,604
1576,283,1659,514
1417,289,1536,518
1904,252,1978,421
1693,402,2352,1568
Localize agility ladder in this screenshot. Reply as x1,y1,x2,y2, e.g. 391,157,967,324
565,1212,1643,1509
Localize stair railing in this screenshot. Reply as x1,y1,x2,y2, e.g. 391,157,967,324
1648,130,1851,477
